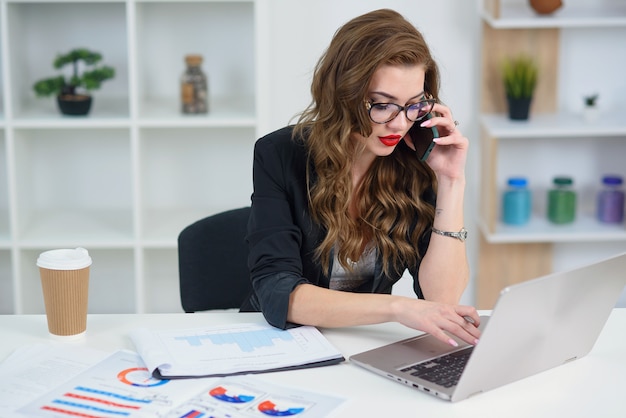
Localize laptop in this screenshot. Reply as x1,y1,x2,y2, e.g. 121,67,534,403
350,252,626,402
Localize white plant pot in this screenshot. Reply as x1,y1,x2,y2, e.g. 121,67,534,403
583,106,599,123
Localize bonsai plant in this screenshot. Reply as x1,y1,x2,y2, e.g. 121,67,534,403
33,48,115,116
501,55,538,120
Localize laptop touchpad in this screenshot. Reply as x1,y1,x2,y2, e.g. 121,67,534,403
400,334,462,363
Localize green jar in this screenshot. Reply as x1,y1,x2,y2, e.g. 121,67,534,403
547,176,576,224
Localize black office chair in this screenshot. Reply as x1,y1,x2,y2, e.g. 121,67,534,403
178,206,253,312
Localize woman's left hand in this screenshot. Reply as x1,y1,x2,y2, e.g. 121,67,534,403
405,103,468,180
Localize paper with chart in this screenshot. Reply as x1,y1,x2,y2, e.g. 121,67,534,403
162,375,345,418
130,323,344,378
17,350,214,418
9,347,345,418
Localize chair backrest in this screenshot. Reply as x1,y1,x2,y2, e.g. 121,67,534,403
178,207,252,312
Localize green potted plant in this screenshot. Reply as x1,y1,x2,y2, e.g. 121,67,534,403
583,93,599,123
501,55,538,120
33,48,115,116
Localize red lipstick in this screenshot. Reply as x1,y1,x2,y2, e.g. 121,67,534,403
379,135,402,147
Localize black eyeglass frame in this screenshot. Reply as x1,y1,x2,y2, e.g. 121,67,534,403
365,98,436,124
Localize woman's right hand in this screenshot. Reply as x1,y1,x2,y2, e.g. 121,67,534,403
392,297,481,347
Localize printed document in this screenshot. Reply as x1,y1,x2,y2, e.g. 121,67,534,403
130,323,344,378
7,348,345,417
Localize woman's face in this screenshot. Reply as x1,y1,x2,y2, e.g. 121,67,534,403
353,64,426,164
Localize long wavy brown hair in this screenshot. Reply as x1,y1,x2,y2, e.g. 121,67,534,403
294,9,440,277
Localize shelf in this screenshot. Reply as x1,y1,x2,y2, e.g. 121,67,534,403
16,209,134,248
480,214,626,244
0,0,263,314
483,3,626,29
7,2,129,120
134,1,255,121
0,0,267,314
139,127,253,241
138,96,256,127
477,0,626,308
481,111,626,139
12,98,131,126
11,99,255,130
12,128,133,247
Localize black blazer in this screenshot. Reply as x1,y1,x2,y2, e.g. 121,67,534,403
244,126,432,329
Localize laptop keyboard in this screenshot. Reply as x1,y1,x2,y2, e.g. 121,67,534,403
400,346,474,388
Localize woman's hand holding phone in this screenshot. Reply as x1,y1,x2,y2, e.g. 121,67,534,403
416,104,469,181
406,113,438,162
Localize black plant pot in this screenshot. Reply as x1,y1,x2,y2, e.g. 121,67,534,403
506,96,532,121
57,94,93,116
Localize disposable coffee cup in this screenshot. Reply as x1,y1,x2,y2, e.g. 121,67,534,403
37,248,92,340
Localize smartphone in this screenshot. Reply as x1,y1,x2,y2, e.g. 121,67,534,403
408,113,438,162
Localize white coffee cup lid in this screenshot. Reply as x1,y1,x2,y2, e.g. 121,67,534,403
37,248,92,270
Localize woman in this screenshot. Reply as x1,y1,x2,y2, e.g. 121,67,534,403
242,9,480,347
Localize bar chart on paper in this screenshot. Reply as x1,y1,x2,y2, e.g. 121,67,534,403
130,323,344,378
17,350,204,418
173,326,296,352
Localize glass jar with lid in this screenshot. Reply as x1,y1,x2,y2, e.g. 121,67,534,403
502,177,531,225
597,175,624,224
547,176,576,224
181,54,208,114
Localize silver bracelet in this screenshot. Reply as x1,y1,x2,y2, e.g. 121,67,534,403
431,226,468,242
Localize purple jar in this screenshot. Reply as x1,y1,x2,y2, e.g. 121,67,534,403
597,175,624,224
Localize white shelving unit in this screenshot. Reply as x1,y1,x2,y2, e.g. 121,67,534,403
477,0,626,307
481,2,626,28
480,113,626,244
0,0,267,314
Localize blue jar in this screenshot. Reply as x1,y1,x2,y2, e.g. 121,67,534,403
502,177,531,225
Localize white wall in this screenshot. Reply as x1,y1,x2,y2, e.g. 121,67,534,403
263,0,481,304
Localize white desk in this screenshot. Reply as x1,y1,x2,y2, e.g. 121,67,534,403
1,310,625,417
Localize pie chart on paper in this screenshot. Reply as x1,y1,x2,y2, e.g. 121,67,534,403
257,399,306,416
209,384,256,403
117,367,169,387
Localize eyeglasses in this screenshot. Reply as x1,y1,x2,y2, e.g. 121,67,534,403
365,98,436,124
